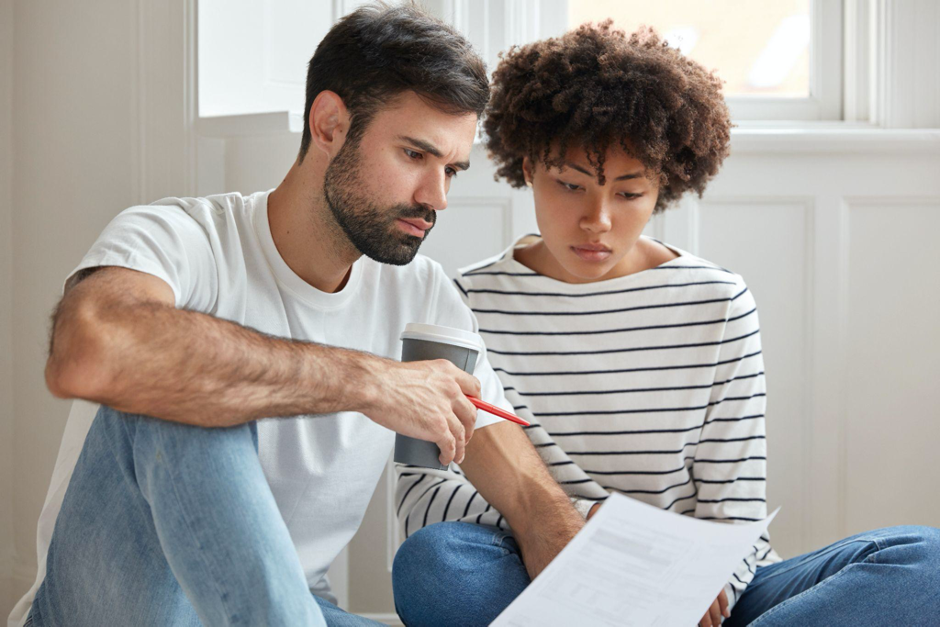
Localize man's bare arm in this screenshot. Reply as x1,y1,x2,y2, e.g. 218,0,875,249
46,267,479,463
460,421,584,579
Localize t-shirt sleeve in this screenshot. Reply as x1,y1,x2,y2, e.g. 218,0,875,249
67,204,218,311
428,264,511,430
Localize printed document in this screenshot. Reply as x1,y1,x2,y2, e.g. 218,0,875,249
492,493,778,626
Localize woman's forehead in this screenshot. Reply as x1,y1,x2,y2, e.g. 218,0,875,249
546,143,647,178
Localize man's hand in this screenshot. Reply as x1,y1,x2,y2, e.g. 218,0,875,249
699,589,730,627
361,358,480,465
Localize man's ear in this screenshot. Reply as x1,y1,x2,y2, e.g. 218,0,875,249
309,91,350,157
521,156,534,187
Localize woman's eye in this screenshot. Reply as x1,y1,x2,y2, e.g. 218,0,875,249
404,149,422,160
558,180,581,192
620,192,643,200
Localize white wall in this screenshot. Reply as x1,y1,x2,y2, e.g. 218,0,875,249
1,0,15,615
5,1,140,616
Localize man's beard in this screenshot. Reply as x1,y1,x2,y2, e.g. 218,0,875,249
322,137,436,266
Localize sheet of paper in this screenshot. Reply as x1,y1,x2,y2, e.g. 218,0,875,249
492,493,778,627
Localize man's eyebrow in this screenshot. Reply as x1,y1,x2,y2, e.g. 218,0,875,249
563,161,643,181
398,135,470,170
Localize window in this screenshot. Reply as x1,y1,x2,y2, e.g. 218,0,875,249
567,0,841,121
198,0,845,123
198,0,329,117
571,1,811,98
442,0,842,123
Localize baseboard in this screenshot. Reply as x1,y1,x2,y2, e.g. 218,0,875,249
2,566,402,626
4,563,35,619
2,572,32,625
1,574,13,623
359,613,403,626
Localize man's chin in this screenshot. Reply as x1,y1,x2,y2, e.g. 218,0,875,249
359,239,423,266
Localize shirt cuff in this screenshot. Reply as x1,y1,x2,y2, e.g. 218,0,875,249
571,497,598,519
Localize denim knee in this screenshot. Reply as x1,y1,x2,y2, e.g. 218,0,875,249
393,523,461,626
393,523,470,600
914,527,941,572
890,525,940,567
870,525,940,614
392,522,528,627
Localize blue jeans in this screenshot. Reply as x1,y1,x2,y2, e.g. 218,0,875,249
27,406,382,627
392,521,940,626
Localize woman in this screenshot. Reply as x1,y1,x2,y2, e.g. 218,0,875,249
393,22,939,627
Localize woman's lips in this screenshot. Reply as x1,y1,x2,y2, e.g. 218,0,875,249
572,244,612,262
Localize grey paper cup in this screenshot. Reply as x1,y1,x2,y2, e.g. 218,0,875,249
394,323,482,470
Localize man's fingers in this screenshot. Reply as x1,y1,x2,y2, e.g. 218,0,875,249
452,423,466,464
436,429,457,466
718,589,729,618
445,414,466,464
454,394,477,444
452,366,481,398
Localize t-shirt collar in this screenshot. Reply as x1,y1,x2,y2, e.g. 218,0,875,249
252,190,364,309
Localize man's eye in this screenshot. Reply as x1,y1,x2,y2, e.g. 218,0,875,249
445,167,458,179
404,149,422,160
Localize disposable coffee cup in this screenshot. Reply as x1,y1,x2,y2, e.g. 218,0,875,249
394,323,483,470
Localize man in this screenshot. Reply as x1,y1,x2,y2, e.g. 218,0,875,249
9,5,584,626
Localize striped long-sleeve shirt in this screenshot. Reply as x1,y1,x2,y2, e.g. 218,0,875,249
395,236,781,609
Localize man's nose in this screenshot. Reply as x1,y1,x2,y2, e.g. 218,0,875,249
414,170,448,212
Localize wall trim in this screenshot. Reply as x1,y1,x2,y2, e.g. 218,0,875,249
135,0,198,205
729,128,939,154
695,195,817,555
192,111,940,157
833,194,938,539
198,111,303,137
359,612,403,626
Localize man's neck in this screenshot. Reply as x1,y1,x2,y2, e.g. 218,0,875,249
267,159,361,294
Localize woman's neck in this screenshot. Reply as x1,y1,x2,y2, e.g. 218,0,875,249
513,236,678,284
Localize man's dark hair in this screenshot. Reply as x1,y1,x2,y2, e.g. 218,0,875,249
298,2,489,162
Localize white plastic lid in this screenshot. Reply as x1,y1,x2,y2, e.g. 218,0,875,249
400,323,483,353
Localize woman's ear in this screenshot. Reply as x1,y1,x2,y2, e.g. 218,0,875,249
521,157,534,187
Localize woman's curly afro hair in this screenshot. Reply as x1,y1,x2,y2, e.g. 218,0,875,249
483,21,732,212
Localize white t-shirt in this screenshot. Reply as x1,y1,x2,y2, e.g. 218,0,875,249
8,191,507,627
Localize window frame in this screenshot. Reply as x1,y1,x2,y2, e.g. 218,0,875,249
444,0,846,123
725,0,843,121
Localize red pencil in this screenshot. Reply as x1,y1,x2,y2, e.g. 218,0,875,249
466,395,530,426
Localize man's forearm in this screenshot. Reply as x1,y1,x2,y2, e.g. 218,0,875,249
461,422,584,578
48,296,380,427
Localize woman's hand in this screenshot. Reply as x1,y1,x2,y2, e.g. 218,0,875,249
589,503,731,625
699,589,730,627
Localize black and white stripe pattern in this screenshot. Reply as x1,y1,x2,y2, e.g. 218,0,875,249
396,238,780,609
